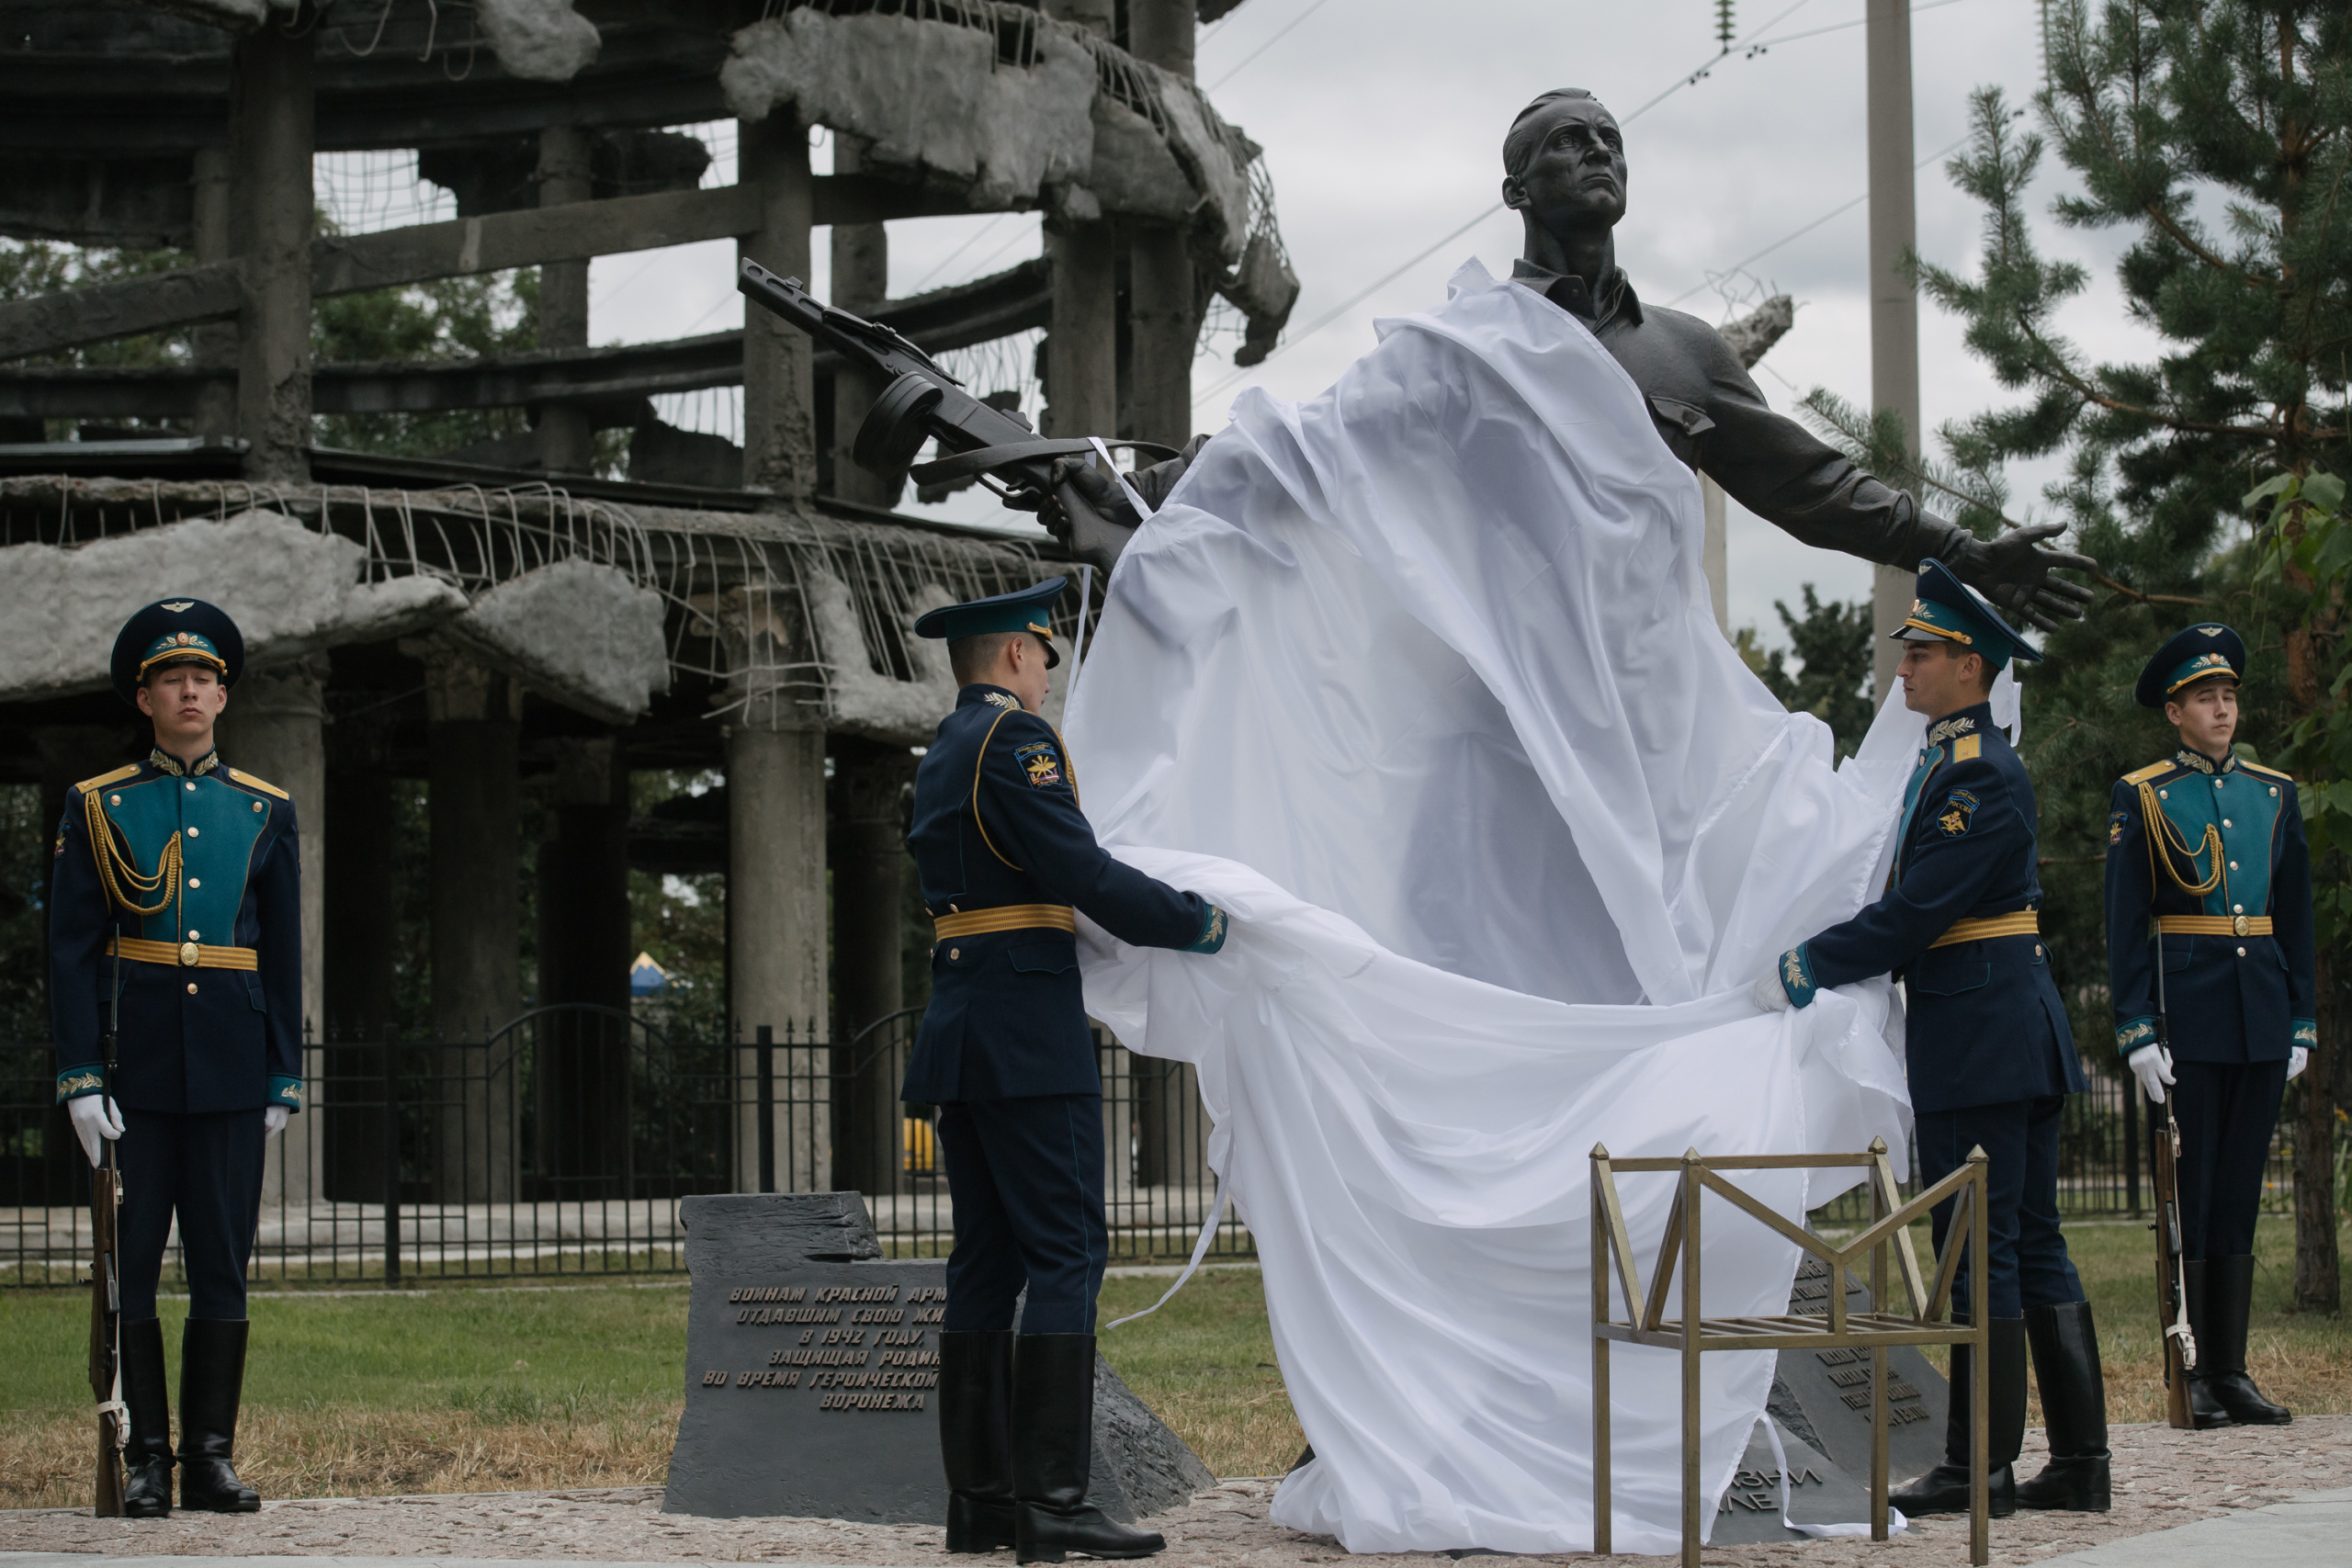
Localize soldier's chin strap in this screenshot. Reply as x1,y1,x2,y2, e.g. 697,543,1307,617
1103,1171,1227,1330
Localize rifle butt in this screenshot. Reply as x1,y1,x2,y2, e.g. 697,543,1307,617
94,1412,126,1517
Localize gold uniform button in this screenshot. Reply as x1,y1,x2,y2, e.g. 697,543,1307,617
2237,946,2247,957
2228,862,2237,872
109,794,121,806
186,981,198,995
179,941,200,966
2159,789,2168,799
187,826,198,838
2035,944,2044,958
2222,818,2232,829
187,877,200,888
185,782,196,792
187,930,198,941
949,947,961,960
949,903,959,913
2271,786,2279,796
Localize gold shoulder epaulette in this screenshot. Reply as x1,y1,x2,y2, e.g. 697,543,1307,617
2121,761,2173,785
2239,759,2294,783
227,767,289,800
75,763,139,794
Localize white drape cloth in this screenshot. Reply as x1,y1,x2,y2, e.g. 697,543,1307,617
1067,259,1921,1555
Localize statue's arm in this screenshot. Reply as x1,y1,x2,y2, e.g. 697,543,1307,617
1691,325,2094,631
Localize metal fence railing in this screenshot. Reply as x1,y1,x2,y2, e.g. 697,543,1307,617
0,1004,1248,1286
1807,1066,2297,1227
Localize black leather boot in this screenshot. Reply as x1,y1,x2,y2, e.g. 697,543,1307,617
1889,1317,2023,1518
2200,1255,2291,1426
176,1318,261,1512
2182,1260,2231,1428
120,1316,174,1518
1012,1335,1164,1563
941,1331,1017,1551
2016,1302,2110,1511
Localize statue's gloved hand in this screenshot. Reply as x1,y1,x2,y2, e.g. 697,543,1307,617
2289,1044,2309,1082
265,1106,290,1140
1000,457,1139,543
2128,1043,2176,1104
70,1094,124,1168
1943,523,2098,634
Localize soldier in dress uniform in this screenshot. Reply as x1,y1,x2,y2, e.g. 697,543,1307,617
52,598,300,1517
1758,561,2107,1517
2106,624,2312,1428
904,579,1227,1564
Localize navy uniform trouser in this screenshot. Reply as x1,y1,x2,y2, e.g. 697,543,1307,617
2154,1058,2288,1259
935,1094,1107,1337
1915,1096,2084,1321
117,1107,265,1323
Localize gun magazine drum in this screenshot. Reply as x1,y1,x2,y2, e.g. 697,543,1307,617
853,372,948,475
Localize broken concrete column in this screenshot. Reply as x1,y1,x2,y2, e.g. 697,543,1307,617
536,735,633,1196
419,649,522,1204
534,125,596,475
228,18,315,483
190,145,236,444
740,110,818,505
723,593,829,1192
832,737,914,1190
1045,0,1118,446
829,136,899,509
1125,0,1197,450
217,659,329,1205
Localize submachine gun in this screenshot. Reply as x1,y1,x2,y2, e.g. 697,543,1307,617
86,928,129,1514
735,260,1166,573
2148,921,2199,1428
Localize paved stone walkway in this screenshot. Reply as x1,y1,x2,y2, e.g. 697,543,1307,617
3,1416,2346,1565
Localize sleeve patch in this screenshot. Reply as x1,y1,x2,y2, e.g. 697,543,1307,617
2293,1020,2317,1046
53,829,65,857
1012,740,1065,790
2109,810,2130,846
2116,1018,2158,1053
1936,789,1980,838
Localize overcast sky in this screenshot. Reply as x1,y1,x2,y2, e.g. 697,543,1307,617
589,0,2150,657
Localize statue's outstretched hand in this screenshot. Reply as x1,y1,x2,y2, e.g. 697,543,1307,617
1000,457,1139,544
1947,523,2098,634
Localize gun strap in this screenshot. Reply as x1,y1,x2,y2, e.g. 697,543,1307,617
909,437,1182,489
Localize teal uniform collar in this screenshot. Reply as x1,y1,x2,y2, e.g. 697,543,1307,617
149,746,220,778
2172,746,2233,776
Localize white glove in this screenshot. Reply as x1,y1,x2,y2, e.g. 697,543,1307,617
2288,1045,2309,1082
1750,973,1792,1012
264,1106,289,1140
2128,1043,2176,1105
69,1096,124,1168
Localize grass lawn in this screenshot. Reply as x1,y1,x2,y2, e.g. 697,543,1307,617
1,1219,2338,1512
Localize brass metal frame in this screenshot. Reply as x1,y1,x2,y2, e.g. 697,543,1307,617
1589,1136,1989,1567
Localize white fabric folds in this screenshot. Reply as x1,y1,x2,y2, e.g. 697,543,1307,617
1068,259,1921,1555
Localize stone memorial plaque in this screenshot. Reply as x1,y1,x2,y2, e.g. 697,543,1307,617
1708,1416,1888,1545
1767,1253,1949,1484
662,1192,1211,1524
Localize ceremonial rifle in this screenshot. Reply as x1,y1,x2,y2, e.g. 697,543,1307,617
86,923,128,1514
734,261,1169,573
2148,919,2198,1429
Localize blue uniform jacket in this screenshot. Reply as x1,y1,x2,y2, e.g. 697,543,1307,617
901,685,1221,1103
1786,703,2085,1114
2104,749,2314,1065
51,748,303,1115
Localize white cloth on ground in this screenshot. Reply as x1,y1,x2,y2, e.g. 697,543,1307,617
1068,258,1922,1555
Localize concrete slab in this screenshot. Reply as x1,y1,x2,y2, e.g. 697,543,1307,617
2037,1483,2352,1565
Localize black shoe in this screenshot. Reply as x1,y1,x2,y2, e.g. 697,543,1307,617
120,1316,174,1518
941,1331,1017,1552
2199,1256,2291,1426
1011,1335,1165,1563
1889,1317,2024,1518
2181,1261,2232,1429
176,1318,260,1513
2016,1302,2110,1512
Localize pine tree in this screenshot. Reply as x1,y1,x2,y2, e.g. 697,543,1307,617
1847,3,2352,1309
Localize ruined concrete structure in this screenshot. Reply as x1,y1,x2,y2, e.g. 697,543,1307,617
0,0,1290,1211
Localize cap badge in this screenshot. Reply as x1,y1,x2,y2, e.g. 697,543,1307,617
160,601,194,613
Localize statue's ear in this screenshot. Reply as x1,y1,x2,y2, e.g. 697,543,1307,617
1500,173,1528,211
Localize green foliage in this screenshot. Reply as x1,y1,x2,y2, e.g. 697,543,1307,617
311,266,540,460
628,771,728,1044
1738,587,1877,760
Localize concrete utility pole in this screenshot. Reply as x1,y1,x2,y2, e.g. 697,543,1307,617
1866,0,1922,702
1044,0,1118,443
830,136,899,507
227,16,315,483
1126,0,1197,449
534,125,595,474
740,110,819,503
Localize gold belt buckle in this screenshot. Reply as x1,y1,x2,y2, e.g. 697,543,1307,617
2233,914,2250,937
179,941,200,967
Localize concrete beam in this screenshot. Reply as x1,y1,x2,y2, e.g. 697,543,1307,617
229,19,316,482
0,257,1053,420
0,177,977,363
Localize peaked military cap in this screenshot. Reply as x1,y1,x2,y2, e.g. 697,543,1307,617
109,596,244,706
2135,622,2245,709
913,577,1067,668
1891,558,2041,670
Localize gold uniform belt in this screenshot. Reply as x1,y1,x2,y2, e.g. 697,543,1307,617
2157,914,2273,938
1928,911,2040,949
932,904,1078,941
108,934,259,971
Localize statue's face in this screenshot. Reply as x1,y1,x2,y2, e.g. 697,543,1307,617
1502,97,1627,234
